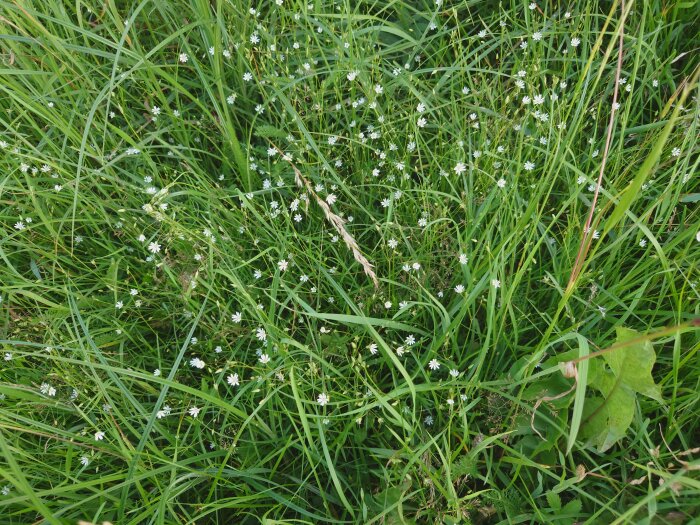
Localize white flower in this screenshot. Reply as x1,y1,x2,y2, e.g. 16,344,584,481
188,406,201,417
231,312,242,323
571,37,581,48
179,53,188,63
80,456,89,467
449,369,460,378
153,368,161,377
147,242,161,254
256,328,267,342
115,301,123,309
368,343,378,355
317,393,330,406
671,147,681,157
384,301,392,309
454,284,465,294
259,353,271,364
459,254,468,265
497,178,506,188
405,335,416,346
417,117,427,128
227,373,239,386
428,359,440,371
524,161,535,171
94,431,105,441
491,279,501,289
374,84,383,94
454,162,466,175
532,31,542,41
189,357,205,369
278,260,289,272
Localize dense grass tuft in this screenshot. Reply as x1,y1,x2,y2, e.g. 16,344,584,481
1,0,698,523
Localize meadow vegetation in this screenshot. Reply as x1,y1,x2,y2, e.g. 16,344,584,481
0,0,699,523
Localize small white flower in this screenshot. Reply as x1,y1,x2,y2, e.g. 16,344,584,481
491,278,501,289
227,373,240,386
454,284,465,294
428,359,440,371
449,369,460,378
524,161,535,171
80,456,90,467
189,357,205,369
459,254,468,265
231,312,242,323
153,368,161,377
188,406,201,417
147,242,161,254
278,260,289,271
671,147,681,157
317,393,330,406
497,178,506,188
454,162,466,175
368,343,378,355
256,328,267,342
179,53,188,63
571,37,581,48
94,431,105,441
259,353,271,364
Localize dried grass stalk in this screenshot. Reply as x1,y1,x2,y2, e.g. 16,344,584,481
274,146,379,288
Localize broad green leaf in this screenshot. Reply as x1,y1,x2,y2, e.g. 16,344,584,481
546,490,562,510
581,327,663,451
605,327,662,402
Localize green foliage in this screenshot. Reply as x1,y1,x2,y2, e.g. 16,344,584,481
581,327,663,452
0,0,698,523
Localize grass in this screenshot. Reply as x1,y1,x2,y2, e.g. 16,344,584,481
0,0,698,523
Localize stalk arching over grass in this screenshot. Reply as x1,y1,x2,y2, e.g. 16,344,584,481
0,0,698,523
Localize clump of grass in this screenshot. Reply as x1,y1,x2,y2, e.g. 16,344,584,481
1,0,698,523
